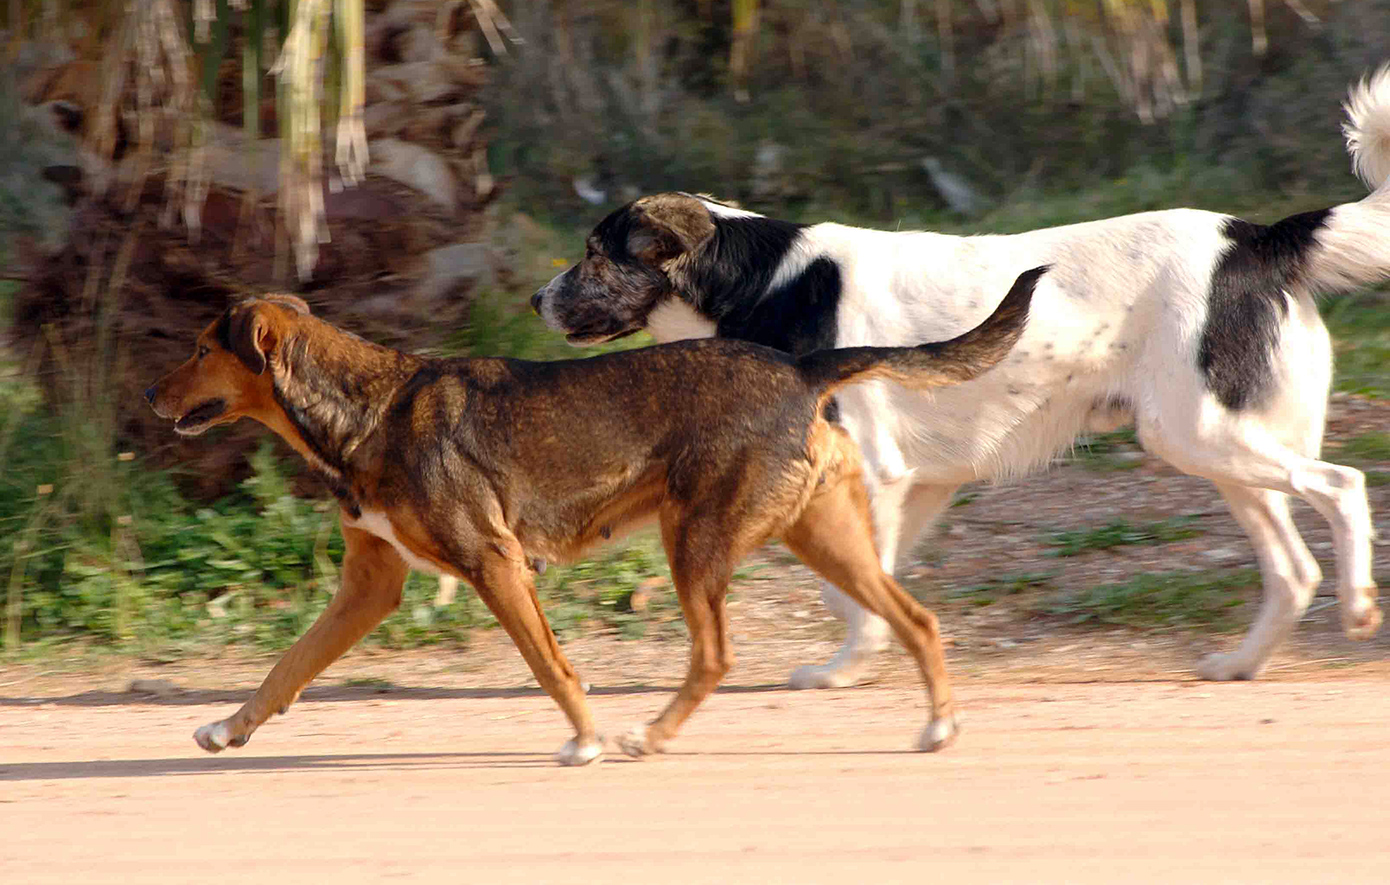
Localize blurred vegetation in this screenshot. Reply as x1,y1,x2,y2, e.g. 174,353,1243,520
484,0,1389,226
0,0,1386,659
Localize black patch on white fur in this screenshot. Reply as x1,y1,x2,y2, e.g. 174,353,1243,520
714,257,842,356
682,217,840,356
1198,209,1330,411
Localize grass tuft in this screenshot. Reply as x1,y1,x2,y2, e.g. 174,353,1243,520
1042,517,1205,557
1039,569,1256,631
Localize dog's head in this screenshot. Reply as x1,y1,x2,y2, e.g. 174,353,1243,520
531,193,725,345
145,294,311,436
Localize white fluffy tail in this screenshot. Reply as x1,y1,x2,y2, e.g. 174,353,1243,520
1303,64,1390,294
1344,64,1390,195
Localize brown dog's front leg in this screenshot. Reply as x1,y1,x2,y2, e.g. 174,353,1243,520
193,520,409,753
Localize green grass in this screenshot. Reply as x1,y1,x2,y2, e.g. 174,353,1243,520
1339,431,1390,465
1040,569,1256,631
944,570,1057,607
1041,517,1205,558
1323,292,1390,400
1066,427,1145,472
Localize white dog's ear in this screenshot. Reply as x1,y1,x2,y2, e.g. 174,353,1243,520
630,194,716,264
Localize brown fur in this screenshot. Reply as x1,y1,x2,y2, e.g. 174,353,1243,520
146,286,1033,762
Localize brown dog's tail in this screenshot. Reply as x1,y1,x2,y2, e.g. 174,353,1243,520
796,265,1045,403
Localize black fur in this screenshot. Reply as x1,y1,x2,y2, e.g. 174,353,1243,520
1198,209,1331,411
672,217,841,356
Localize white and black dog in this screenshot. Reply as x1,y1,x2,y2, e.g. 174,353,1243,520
534,67,1390,686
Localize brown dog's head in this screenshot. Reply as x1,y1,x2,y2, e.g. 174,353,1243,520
531,192,724,345
145,294,310,436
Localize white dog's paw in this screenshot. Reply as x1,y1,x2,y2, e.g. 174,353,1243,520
788,662,866,690
1342,593,1382,641
917,716,959,753
193,720,243,753
1195,652,1258,682
554,737,604,766
616,724,663,758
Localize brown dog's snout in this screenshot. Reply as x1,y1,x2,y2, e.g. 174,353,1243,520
144,384,158,405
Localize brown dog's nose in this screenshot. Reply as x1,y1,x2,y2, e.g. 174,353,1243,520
529,290,543,315
144,385,157,405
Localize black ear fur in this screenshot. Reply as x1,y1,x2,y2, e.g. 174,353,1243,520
226,306,268,375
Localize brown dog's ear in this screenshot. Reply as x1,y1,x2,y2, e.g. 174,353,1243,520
629,194,716,264
225,303,277,375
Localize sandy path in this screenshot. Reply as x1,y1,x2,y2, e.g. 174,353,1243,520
4,676,1388,883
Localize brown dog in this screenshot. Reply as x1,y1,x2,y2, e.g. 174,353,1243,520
145,268,1041,764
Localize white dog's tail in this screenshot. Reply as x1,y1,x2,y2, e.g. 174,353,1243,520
1301,64,1390,293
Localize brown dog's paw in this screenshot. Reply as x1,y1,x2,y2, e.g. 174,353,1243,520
193,720,247,753
554,737,604,766
917,716,959,753
616,724,663,758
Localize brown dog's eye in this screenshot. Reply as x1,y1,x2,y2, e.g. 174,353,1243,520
197,345,211,359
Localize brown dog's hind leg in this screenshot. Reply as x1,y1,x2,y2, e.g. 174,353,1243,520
470,539,601,765
617,514,737,758
782,475,959,752
193,521,410,753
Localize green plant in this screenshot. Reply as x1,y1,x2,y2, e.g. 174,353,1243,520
1042,517,1205,558
1066,427,1144,471
1040,569,1256,630
534,535,679,641
1323,292,1390,400
1338,431,1390,465
946,570,1056,607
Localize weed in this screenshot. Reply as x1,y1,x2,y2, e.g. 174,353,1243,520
1338,431,1390,465
1040,569,1256,630
341,676,395,692
1041,517,1205,558
534,535,679,641
1323,292,1390,400
947,571,1057,607
1066,427,1144,471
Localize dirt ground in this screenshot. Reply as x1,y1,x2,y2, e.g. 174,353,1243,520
4,669,1390,883
1,395,1388,883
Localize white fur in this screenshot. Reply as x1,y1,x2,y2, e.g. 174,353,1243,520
645,298,718,341
671,70,1390,686
918,717,958,752
696,195,763,219
555,737,605,766
344,510,450,577
194,720,233,753
616,723,657,758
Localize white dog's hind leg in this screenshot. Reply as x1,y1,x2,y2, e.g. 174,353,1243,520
1196,484,1323,680
789,481,957,689
1143,408,1379,678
